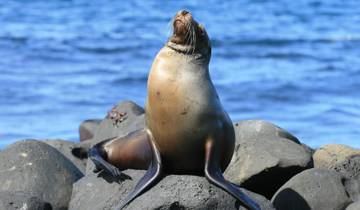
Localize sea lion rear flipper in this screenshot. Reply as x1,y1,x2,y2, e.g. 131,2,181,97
89,146,121,177
204,139,261,210
72,141,92,159
115,138,163,210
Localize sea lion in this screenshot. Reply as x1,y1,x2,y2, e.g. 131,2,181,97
89,10,261,210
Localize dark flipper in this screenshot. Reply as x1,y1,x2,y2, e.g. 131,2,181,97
115,138,163,210
88,144,122,177
72,147,88,159
204,140,261,210
72,141,92,159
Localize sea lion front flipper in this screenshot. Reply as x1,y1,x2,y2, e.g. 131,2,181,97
115,138,163,210
204,139,261,210
88,145,122,177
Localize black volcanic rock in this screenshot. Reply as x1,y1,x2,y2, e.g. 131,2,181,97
0,191,52,210
0,140,83,210
69,169,275,210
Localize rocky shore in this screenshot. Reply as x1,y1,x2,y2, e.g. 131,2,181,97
1,100,359,210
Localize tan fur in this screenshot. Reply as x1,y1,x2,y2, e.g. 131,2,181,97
145,11,234,174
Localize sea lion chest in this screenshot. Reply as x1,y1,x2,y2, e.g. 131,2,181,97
145,48,225,172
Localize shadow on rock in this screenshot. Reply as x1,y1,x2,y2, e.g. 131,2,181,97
97,170,132,184
241,165,308,199
272,188,311,210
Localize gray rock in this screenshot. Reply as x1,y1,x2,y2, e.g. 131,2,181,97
271,168,352,210
344,176,360,202
0,191,52,210
93,100,145,145
346,201,360,210
313,144,360,201
313,144,360,179
224,120,313,198
302,143,315,155
0,140,83,210
79,119,101,141
45,139,87,174
69,170,274,210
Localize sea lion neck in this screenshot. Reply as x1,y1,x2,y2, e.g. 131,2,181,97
166,41,195,54
165,40,210,63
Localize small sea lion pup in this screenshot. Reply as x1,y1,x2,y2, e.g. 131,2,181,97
89,10,261,210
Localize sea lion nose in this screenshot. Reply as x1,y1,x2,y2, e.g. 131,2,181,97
181,10,189,15
179,10,189,16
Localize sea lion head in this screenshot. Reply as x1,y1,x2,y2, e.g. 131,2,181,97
167,10,211,57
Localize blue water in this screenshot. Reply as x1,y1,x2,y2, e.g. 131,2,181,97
0,0,360,149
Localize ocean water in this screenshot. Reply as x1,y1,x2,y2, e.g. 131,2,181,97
0,0,359,148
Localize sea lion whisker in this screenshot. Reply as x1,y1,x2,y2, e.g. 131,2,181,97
184,21,193,54
190,24,196,54
167,16,175,39
187,23,195,55
184,23,192,46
